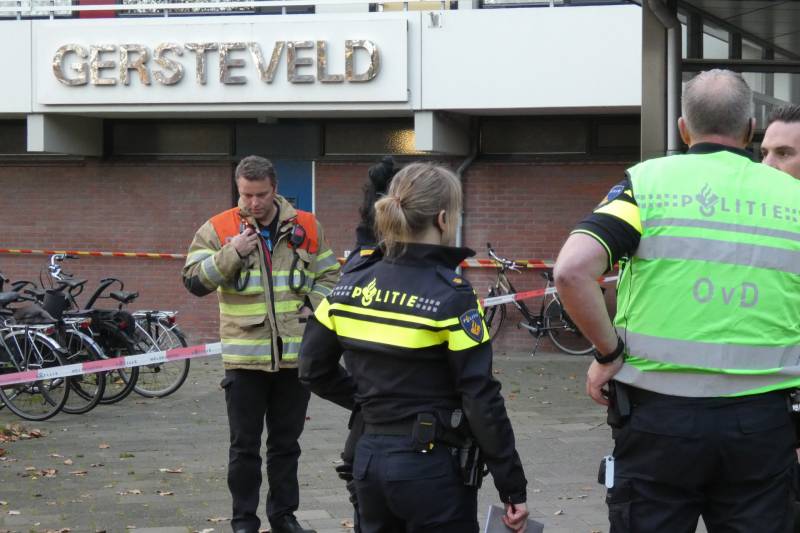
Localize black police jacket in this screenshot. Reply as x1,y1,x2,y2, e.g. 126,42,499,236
299,242,527,504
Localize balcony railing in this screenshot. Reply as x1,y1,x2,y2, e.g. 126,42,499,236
0,0,631,19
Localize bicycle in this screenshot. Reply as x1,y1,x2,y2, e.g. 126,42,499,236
10,279,108,415
44,254,140,405
0,291,71,421
484,243,593,356
129,310,190,398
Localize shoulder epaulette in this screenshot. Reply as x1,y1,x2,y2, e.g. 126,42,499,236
342,246,382,274
435,265,471,290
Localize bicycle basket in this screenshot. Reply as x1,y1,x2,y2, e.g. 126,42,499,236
43,290,70,319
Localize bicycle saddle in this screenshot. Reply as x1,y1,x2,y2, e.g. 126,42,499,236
110,291,139,304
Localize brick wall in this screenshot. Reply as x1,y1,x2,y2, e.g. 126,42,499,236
0,160,233,344
1,158,628,352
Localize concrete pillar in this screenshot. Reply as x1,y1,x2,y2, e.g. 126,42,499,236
27,114,103,156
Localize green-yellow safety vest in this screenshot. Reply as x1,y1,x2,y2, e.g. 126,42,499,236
615,149,800,397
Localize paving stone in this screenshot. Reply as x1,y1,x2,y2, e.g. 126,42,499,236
0,352,627,531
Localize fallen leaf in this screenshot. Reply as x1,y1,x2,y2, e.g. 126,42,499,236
98,443,110,449
63,459,73,465
156,490,174,496
341,518,355,528
29,429,43,438
159,467,183,474
8,510,20,515
42,468,58,478
90,463,104,468
49,453,63,458
207,517,230,523
70,470,88,476
554,509,564,516
119,452,135,459
196,530,214,533
24,466,36,471
0,501,6,505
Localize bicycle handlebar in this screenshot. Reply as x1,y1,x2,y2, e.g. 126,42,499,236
486,243,521,272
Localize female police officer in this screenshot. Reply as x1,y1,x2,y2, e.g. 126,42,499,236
299,162,529,532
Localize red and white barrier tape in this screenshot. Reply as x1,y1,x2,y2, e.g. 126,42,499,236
0,248,186,260
0,342,221,387
1,249,551,268
480,275,619,308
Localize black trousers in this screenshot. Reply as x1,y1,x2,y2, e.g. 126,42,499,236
352,434,478,533
222,368,311,533
606,388,796,533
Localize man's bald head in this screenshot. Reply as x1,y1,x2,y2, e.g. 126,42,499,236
681,69,753,143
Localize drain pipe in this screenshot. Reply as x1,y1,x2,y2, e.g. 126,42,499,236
647,0,682,155
455,119,479,273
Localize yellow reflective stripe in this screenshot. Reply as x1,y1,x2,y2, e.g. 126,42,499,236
360,248,375,256
219,302,268,316
314,262,341,276
281,336,303,360
448,326,488,351
275,300,303,313
595,199,643,234
220,285,264,295
222,354,272,363
312,285,333,297
222,338,271,346
329,303,459,329
314,298,334,330
201,255,225,286
334,315,448,349
316,249,334,261
186,248,214,264
570,229,613,271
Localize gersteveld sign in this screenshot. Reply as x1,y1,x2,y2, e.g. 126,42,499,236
52,40,380,87
35,16,408,105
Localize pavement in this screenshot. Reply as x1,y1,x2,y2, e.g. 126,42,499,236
0,351,616,533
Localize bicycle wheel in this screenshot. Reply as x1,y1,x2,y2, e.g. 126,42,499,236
61,329,106,415
544,299,594,355
95,324,140,405
0,331,70,421
132,320,190,398
484,289,507,342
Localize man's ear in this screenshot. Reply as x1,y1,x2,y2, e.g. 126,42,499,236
678,117,691,146
745,118,756,144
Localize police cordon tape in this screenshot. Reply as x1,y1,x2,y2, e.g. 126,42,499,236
0,342,222,388
480,275,618,308
0,277,618,387
0,248,186,260
0,248,553,269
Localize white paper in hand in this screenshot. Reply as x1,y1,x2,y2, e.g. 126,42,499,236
484,504,544,533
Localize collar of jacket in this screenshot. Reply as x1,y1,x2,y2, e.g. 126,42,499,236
687,142,756,161
237,194,298,228
383,243,475,270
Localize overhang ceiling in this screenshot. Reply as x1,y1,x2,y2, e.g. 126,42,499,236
680,0,800,59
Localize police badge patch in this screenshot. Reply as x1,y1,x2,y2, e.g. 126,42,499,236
460,309,485,343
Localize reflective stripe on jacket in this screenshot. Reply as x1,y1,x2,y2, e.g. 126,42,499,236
182,194,339,371
615,149,800,397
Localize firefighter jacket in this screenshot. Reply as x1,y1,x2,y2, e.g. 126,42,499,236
183,194,340,372
298,243,528,504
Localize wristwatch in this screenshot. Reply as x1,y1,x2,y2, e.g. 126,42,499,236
593,336,625,364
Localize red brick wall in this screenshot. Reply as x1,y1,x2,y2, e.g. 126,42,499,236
0,160,233,344
315,159,631,353
1,158,628,352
